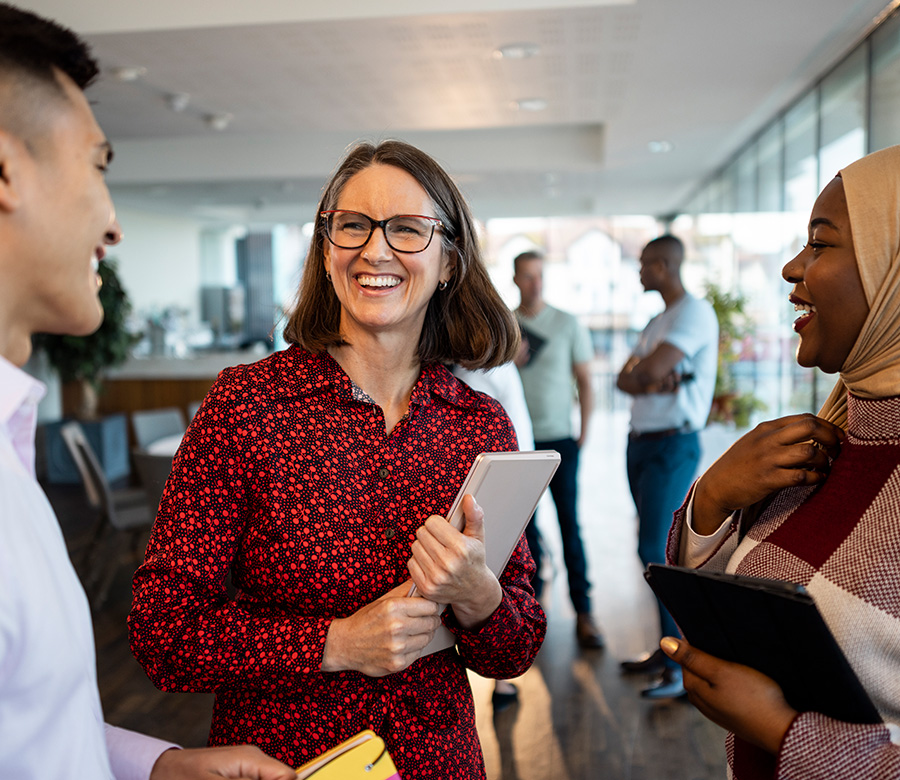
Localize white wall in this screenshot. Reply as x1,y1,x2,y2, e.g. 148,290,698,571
112,207,205,322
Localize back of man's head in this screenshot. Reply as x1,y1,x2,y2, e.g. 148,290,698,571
0,3,98,143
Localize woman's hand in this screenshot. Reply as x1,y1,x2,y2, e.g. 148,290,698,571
692,413,844,535
321,582,442,677
660,637,797,755
407,495,503,630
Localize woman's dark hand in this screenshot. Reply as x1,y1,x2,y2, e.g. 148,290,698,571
692,413,845,535
320,582,442,677
660,637,797,755
408,495,503,630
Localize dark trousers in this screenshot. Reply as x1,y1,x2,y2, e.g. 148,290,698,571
527,436,592,614
626,430,700,666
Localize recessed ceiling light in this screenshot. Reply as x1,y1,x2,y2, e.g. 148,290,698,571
109,65,147,82
510,98,548,112
493,42,540,60
648,140,674,153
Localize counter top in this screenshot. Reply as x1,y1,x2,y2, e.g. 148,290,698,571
106,350,268,380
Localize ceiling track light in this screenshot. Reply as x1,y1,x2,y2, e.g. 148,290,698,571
166,92,191,112
493,42,540,60
204,112,234,131
510,98,548,112
109,65,147,82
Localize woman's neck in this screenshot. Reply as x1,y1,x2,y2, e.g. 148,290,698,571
328,335,421,433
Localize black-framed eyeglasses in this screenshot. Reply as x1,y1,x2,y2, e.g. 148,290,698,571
320,210,443,254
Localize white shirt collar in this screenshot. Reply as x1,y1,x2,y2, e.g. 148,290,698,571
0,355,46,422
0,354,47,478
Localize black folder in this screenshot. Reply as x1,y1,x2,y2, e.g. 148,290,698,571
644,564,881,724
518,325,547,366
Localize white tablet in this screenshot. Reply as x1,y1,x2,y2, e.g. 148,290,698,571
414,449,560,657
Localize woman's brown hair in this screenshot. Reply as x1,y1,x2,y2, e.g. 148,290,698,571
282,140,519,369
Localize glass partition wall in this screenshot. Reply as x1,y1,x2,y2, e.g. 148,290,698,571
676,7,900,419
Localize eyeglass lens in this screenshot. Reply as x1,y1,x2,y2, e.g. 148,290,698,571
327,211,437,252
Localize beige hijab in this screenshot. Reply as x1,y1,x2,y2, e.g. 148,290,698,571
817,144,900,428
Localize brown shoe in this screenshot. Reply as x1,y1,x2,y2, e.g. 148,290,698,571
576,613,605,649
620,648,666,675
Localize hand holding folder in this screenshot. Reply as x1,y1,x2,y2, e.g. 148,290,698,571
644,564,880,724
410,451,559,657
294,730,399,779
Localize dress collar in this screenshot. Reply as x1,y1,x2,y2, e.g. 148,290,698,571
277,345,482,410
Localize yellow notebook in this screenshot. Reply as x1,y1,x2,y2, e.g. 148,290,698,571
294,730,400,779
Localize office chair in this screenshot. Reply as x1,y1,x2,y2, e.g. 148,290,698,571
131,450,174,514
131,407,186,450
59,421,155,608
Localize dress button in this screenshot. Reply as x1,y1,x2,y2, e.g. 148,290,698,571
384,528,396,540
378,467,389,479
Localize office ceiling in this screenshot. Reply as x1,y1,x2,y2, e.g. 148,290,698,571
20,0,893,224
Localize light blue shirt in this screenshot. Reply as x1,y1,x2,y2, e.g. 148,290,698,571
629,293,719,433
516,305,593,441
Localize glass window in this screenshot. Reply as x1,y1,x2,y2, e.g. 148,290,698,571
735,144,758,213
757,120,783,213
871,10,900,152
784,90,818,215
721,160,738,214
819,45,868,187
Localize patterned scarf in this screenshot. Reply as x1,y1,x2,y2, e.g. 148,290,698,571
818,145,900,428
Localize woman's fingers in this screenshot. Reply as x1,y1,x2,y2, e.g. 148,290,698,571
660,637,797,755
410,500,488,601
321,586,442,676
766,413,845,455
696,413,844,521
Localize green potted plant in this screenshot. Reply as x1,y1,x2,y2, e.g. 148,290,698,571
34,259,138,419
706,283,766,428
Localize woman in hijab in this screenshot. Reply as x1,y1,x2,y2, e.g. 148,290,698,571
660,144,900,779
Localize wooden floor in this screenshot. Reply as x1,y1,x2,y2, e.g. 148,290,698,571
47,409,734,779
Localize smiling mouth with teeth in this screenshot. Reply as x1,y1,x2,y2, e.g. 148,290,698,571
357,274,401,289
791,299,817,332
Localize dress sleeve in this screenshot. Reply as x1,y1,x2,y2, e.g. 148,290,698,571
444,533,546,679
776,712,900,779
667,482,739,572
128,369,333,694
676,489,737,567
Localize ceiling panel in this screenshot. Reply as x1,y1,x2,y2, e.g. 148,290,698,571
16,0,893,222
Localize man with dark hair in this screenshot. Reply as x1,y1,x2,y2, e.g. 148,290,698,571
616,234,718,699
0,4,295,777
513,250,603,649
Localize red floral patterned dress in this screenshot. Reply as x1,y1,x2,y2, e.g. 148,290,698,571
128,346,546,779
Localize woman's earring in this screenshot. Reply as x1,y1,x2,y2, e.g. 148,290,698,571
325,271,332,282
438,279,448,291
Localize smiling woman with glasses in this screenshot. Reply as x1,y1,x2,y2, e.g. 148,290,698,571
129,140,545,780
